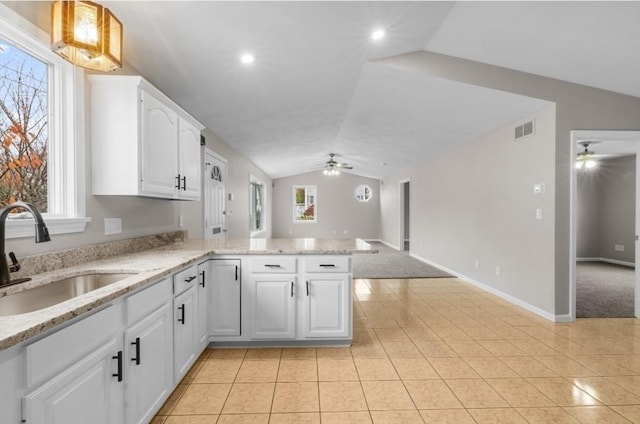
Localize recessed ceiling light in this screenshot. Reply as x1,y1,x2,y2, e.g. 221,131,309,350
371,29,385,41
240,53,255,64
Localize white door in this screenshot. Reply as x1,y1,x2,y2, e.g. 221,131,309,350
251,276,296,339
209,259,241,337
303,274,351,338
177,117,201,200
204,149,227,239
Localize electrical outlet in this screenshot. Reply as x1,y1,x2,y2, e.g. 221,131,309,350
495,265,501,276
536,208,543,220
104,218,122,235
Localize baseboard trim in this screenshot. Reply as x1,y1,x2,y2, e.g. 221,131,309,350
409,253,561,322
368,239,400,251
577,257,635,268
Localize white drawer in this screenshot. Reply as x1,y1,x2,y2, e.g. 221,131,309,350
251,256,297,273
125,277,172,325
304,256,351,273
173,264,199,294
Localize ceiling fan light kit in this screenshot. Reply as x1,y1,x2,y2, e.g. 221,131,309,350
575,141,598,171
322,153,352,176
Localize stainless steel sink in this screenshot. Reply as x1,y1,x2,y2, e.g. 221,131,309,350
0,273,137,316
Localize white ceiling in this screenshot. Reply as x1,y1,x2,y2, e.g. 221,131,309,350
37,1,640,179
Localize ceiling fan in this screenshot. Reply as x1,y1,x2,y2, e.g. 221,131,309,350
322,153,353,176
576,140,600,170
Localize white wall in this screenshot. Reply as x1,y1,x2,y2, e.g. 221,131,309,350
272,171,379,239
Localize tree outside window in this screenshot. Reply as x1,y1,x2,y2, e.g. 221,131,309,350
250,176,266,234
294,185,316,222
0,37,48,212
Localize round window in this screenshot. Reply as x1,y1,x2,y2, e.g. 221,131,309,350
354,185,372,202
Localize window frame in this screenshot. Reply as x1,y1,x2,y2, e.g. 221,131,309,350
293,185,317,223
0,4,89,239
249,174,266,237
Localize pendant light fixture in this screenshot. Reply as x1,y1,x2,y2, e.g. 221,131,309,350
575,141,598,170
51,0,123,72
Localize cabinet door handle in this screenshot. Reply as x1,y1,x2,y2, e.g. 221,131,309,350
200,270,206,287
182,176,187,191
185,276,197,283
306,280,309,296
235,265,239,281
175,174,182,189
319,264,336,268
290,281,294,297
112,351,123,382
264,264,281,268
178,304,185,324
131,337,141,365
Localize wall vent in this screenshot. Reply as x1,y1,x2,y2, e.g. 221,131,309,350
514,120,535,140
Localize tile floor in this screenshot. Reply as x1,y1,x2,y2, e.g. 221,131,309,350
153,277,640,423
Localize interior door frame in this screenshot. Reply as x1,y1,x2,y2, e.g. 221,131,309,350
398,178,410,251
203,148,228,239
569,130,640,320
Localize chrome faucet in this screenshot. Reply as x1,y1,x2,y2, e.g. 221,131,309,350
0,202,51,288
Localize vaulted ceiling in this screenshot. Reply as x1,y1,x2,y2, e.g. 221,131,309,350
10,1,640,179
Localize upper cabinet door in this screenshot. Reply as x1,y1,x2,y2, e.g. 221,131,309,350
140,91,179,198
178,117,201,200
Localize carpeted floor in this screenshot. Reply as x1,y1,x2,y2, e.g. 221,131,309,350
353,241,452,279
576,261,636,318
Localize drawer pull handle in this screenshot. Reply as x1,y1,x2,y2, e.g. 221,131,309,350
131,337,141,365
185,276,197,283
319,264,336,268
264,264,282,268
306,280,309,296
112,351,123,382
178,304,185,324
290,281,294,297
199,270,206,287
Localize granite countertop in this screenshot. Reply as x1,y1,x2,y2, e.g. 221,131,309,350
0,238,375,351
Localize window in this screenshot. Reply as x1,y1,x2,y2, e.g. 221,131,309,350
293,185,316,223
0,4,88,238
250,175,266,235
354,184,372,202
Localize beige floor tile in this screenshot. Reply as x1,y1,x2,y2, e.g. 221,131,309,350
354,358,400,380
562,406,633,424
571,377,640,405
277,359,318,382
535,356,598,377
478,340,528,356
150,417,166,424
316,347,353,359
209,349,247,359
281,348,317,359
374,328,411,342
515,407,581,423
403,379,462,409
380,340,423,358
235,359,279,382
244,348,282,360
321,411,373,424
163,416,217,424
217,414,269,424
403,326,441,341
419,408,476,423
268,412,320,423
486,378,555,407
370,410,423,423
318,358,359,381
221,383,275,414
428,357,480,379
319,381,368,412
606,376,640,397
445,379,509,408
179,360,205,385
463,357,519,378
391,358,440,380
468,408,528,423
350,344,389,358
446,340,494,357
361,380,416,411
172,384,231,415
271,382,320,413
499,356,560,378
510,339,561,356
413,340,458,358
157,384,188,415
611,405,640,422
527,377,601,406
192,359,242,384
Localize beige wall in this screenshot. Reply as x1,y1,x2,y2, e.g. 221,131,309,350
272,171,379,239
377,51,640,319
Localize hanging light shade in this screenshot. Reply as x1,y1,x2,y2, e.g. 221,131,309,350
51,0,123,72
575,141,598,171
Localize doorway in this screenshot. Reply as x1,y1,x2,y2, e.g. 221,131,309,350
204,149,227,239
570,130,640,320
399,179,410,251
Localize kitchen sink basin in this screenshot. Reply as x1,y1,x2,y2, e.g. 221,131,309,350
0,273,137,316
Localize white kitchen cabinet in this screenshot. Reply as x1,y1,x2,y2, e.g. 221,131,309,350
88,75,204,200
23,336,124,424
208,259,241,337
173,285,198,383
250,276,297,339
303,274,350,338
196,261,210,347
124,302,173,424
